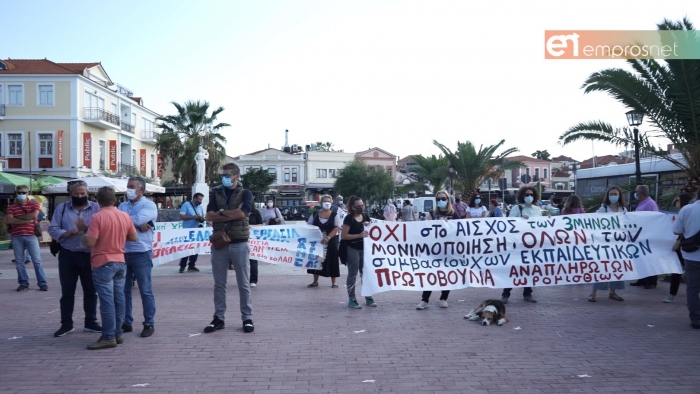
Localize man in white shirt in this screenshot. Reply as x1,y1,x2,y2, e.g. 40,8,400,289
672,189,700,330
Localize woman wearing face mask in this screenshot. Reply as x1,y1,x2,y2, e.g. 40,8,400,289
589,186,627,302
341,196,376,308
501,186,541,304
262,198,284,225
417,190,460,310
306,195,341,288
663,192,693,303
467,193,488,219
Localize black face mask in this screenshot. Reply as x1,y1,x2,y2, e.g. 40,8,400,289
72,196,88,207
353,207,364,214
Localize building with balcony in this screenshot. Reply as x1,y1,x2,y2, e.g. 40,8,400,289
232,148,306,207
0,59,160,180
356,147,397,178
304,149,355,200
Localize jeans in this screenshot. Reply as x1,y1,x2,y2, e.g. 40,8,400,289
250,259,258,284
346,247,368,300
502,287,533,298
422,290,450,302
11,235,47,287
58,249,97,328
211,242,252,322
92,262,126,340
686,259,700,324
179,254,199,268
124,251,156,326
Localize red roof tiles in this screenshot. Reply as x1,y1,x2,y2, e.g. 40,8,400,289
0,59,101,75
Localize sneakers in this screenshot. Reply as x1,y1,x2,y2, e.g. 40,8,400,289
251,283,257,288
84,322,103,333
500,297,509,304
524,296,537,303
416,301,429,310
141,325,155,337
348,299,362,309
121,324,133,333
87,337,117,350
663,294,676,303
16,285,29,292
179,267,185,273
439,299,449,308
115,336,124,345
54,326,74,337
204,316,225,333
243,319,254,333
365,297,377,307
187,267,200,272
39,285,49,291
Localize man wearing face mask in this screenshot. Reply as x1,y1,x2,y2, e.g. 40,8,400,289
453,193,468,219
178,193,205,273
48,181,102,337
118,177,158,338
630,184,660,289
204,163,255,334
5,185,48,292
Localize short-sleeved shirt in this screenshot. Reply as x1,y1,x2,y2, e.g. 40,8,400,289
6,200,40,237
509,204,543,218
468,206,487,218
86,206,137,268
635,197,659,212
673,200,700,261
180,201,205,229
343,213,369,250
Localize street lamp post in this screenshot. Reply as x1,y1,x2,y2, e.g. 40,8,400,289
448,164,455,195
625,110,644,185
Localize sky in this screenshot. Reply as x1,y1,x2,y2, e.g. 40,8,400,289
2,0,698,162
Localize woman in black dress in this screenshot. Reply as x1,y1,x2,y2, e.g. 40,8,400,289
306,195,341,288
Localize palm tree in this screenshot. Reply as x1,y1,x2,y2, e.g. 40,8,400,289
531,150,551,161
156,101,230,185
559,18,700,193
411,154,449,194
314,142,334,151
433,139,522,196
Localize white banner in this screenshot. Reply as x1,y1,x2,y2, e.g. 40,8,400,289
152,225,325,269
361,212,682,296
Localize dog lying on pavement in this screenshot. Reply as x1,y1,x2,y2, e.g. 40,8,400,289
464,299,509,326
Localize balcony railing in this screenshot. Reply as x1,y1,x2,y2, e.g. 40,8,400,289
84,108,120,126
121,121,135,134
0,104,5,117
141,129,156,140
119,164,138,174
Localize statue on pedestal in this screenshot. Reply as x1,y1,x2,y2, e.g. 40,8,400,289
195,146,209,184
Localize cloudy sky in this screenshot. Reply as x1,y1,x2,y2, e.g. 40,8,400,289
3,0,696,161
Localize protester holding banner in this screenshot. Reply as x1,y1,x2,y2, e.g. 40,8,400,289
248,197,264,286
672,188,700,329
467,192,488,219
586,186,627,302
178,192,205,273
341,196,377,308
417,190,460,310
262,198,284,226
664,192,693,303
631,185,660,289
307,195,341,288
501,186,540,304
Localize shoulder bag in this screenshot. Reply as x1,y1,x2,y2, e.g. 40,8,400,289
49,204,66,256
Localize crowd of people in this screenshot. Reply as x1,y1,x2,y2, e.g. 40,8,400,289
5,167,699,350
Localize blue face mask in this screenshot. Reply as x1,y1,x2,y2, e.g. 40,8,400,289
437,200,448,209
222,176,233,187
474,199,481,205
609,195,619,204
524,196,534,204
633,193,639,200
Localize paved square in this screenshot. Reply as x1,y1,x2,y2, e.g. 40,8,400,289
1,247,698,394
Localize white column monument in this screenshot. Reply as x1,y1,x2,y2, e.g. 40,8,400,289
193,146,210,216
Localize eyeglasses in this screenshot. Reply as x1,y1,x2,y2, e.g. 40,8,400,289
524,193,534,197
436,198,448,201
16,191,28,195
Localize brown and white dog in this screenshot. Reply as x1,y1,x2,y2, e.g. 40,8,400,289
464,299,509,326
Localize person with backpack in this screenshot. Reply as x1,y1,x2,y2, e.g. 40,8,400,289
672,188,700,329
501,186,541,304
178,193,206,273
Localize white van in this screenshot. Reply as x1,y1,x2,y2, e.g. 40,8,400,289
412,197,436,220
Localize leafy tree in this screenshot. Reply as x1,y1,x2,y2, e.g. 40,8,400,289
559,18,700,193
531,150,551,161
156,100,229,186
314,142,335,151
411,154,449,194
334,159,394,205
433,139,522,196
240,168,276,200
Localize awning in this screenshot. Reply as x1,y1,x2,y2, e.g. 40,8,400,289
305,183,334,189
42,176,165,194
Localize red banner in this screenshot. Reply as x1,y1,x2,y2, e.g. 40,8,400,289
109,140,117,171
83,133,92,167
57,130,63,166
156,154,163,178
140,149,147,175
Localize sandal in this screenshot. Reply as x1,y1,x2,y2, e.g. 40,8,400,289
307,283,319,288
609,293,624,301
331,284,339,288
588,294,596,302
